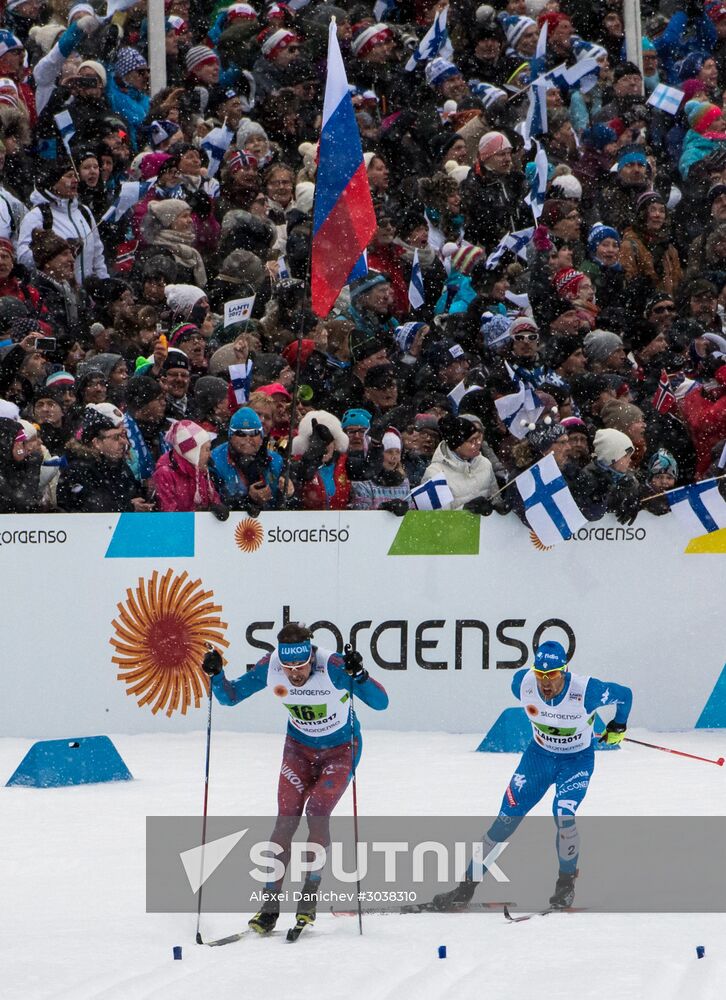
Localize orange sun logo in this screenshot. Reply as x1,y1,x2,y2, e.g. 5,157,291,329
525,704,539,717
529,530,553,551
235,518,264,552
273,685,289,697
110,569,229,716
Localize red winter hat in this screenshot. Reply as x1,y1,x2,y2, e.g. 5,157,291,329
139,152,171,180
537,11,571,30
553,267,586,298
282,339,315,367
257,381,291,398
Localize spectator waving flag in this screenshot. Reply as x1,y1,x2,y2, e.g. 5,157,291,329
405,6,452,72
666,480,726,535
652,369,677,415
537,58,600,96
410,477,454,510
524,142,548,222
515,453,587,546
54,110,75,156
408,249,425,309
494,376,544,440
486,227,534,270
522,22,548,146
228,361,254,405
200,124,235,178
311,20,377,317
101,180,152,223
647,83,684,116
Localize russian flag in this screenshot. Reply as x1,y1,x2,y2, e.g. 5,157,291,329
312,19,377,317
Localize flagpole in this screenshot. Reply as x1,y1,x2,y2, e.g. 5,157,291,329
640,472,726,505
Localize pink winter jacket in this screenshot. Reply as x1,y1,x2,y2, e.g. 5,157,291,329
152,451,221,512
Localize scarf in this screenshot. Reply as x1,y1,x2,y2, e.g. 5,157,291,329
152,229,207,285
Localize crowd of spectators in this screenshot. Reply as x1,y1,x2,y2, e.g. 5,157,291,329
1,0,726,523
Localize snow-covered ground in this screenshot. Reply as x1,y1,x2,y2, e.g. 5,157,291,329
3,729,726,1000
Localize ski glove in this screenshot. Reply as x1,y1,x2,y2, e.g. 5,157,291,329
599,721,626,745
343,644,369,683
463,496,494,516
305,418,334,466
202,648,224,676
379,498,409,516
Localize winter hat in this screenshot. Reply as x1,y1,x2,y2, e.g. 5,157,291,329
292,409,348,455
617,147,647,171
560,415,591,443
46,370,75,389
0,32,23,60
540,199,570,229
363,363,396,390
546,334,582,369
165,283,206,317
168,323,202,348
218,249,266,289
647,448,678,478
350,270,388,301
0,238,13,259
395,321,426,353
85,401,124,426
502,15,535,48
553,268,587,299
229,406,263,434
257,381,291,398
81,410,116,444
165,419,215,466
636,189,665,214
349,327,389,364
37,156,75,191
550,174,582,200
382,429,402,451
281,339,315,368
78,60,107,86
126,375,163,411
533,640,568,672
259,27,300,58
452,244,485,274
582,123,617,151
0,399,19,419
572,37,607,62
593,427,634,465
148,198,190,230
226,2,258,21
583,329,624,364
30,228,73,270
537,10,571,31
509,315,539,338
88,353,125,381
351,23,392,58
138,151,172,180
480,312,512,348
587,223,621,257
527,416,567,455
600,399,644,433
236,118,269,149
438,414,480,450
678,51,708,82
425,58,461,89
469,80,508,108
114,47,148,79
685,99,723,134
706,0,726,22
185,45,220,76
163,348,191,372
341,408,372,429
478,131,512,161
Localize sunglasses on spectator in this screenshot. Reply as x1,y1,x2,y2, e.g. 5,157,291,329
513,333,539,342
232,428,262,437
651,304,674,314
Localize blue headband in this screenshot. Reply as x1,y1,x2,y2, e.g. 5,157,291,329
618,150,647,169
278,641,312,664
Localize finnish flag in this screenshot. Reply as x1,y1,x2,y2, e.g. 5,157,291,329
647,84,684,117
521,22,548,146
101,180,152,223
405,7,452,71
486,227,534,270
54,110,75,156
408,249,425,309
667,480,726,535
373,0,396,20
494,381,544,440
201,124,235,179
524,143,548,222
410,477,454,510
229,361,254,405
515,453,587,546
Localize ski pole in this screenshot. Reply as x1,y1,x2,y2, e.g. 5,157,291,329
623,737,724,766
195,644,216,944
345,645,364,936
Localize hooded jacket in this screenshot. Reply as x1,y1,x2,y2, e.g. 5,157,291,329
422,440,497,509
17,189,109,284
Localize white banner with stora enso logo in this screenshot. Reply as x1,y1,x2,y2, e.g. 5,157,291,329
1,509,724,737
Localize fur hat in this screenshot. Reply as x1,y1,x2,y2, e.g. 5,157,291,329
30,228,73,269
291,409,348,455
600,399,644,433
165,283,206,317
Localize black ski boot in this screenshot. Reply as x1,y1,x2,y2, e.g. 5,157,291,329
549,870,577,909
431,879,476,912
249,890,281,934
295,877,320,924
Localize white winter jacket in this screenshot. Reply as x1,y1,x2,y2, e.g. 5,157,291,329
422,441,497,509
17,189,109,284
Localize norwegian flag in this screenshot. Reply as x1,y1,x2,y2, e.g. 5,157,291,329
652,370,677,415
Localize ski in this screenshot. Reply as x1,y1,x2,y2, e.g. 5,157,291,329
331,901,514,916
286,916,314,942
503,903,586,923
197,929,250,947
